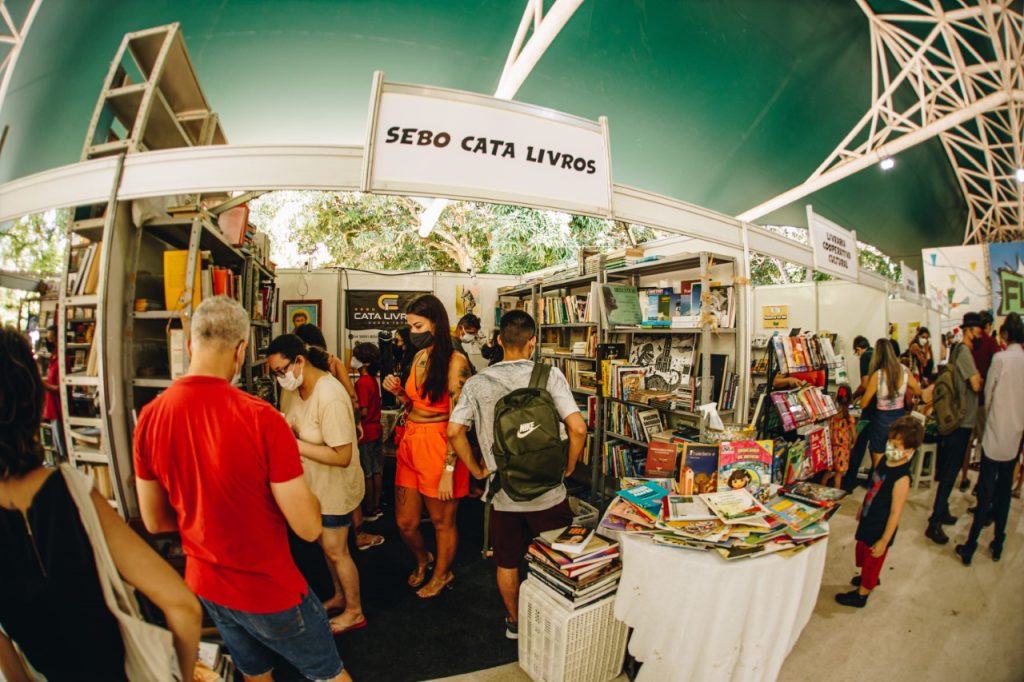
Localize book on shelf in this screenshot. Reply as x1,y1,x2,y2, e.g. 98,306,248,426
803,424,832,473
163,250,201,311
628,334,698,394
600,284,643,327
217,204,249,247
602,441,646,478
168,328,188,380
717,440,774,493
770,386,837,431
784,438,813,484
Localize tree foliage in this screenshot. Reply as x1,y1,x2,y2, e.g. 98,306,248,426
0,210,68,326
249,191,654,275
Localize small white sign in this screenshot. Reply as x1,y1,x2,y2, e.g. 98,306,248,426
807,207,859,282
363,75,612,216
901,262,919,296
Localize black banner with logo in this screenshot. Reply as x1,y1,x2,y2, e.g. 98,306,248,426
345,290,430,330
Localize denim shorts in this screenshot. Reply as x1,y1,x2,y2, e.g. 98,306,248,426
359,438,384,476
322,512,353,529
199,590,343,680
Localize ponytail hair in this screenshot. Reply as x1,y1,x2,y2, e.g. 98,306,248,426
267,334,330,372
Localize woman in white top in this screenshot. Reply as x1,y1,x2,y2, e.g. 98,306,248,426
268,334,367,635
858,338,922,467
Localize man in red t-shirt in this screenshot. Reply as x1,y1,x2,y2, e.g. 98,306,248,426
134,297,351,682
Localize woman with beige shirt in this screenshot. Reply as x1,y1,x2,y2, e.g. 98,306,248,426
268,333,367,635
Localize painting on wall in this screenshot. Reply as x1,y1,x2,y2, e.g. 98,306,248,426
988,242,1024,317
283,300,322,333
921,245,991,324
455,284,480,317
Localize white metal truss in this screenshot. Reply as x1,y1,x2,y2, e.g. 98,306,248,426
0,0,43,116
739,0,1024,244
496,0,585,99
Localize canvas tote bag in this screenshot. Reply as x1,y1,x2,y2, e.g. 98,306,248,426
60,464,181,681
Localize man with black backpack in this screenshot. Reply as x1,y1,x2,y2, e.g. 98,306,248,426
447,310,588,640
925,312,984,545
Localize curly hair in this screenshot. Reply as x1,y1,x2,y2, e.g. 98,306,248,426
0,329,44,477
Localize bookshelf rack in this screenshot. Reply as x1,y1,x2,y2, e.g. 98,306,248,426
498,249,748,506
56,23,238,520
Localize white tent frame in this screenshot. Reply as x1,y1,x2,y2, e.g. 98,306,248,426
740,0,1023,245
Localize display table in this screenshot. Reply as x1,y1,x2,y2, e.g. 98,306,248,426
614,532,827,682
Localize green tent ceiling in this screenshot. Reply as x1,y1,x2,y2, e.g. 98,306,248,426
0,0,971,265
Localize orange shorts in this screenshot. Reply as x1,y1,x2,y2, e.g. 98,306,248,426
395,420,469,499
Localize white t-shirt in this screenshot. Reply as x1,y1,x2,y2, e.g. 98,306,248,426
450,360,581,512
281,374,364,515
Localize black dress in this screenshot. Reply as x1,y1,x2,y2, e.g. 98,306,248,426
0,470,126,680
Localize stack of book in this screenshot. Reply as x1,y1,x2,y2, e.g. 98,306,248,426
770,386,838,431
526,526,622,609
607,403,664,442
539,294,591,324
602,441,646,478
604,247,646,270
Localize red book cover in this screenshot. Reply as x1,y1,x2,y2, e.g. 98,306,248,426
218,205,249,247
212,267,229,296
807,427,831,473
645,441,678,478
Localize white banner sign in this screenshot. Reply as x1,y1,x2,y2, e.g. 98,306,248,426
362,74,612,215
901,262,919,296
807,207,859,282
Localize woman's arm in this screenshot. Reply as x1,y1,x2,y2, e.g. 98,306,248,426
92,488,200,680
859,372,878,407
437,353,473,499
0,633,31,682
906,372,922,397
297,440,353,467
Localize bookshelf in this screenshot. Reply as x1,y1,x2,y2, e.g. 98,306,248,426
498,249,748,504
56,23,232,519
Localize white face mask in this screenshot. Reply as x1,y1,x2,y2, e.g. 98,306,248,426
277,366,303,392
350,357,363,370
461,333,476,344
884,442,907,462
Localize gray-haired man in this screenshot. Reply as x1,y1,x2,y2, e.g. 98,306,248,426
134,297,351,682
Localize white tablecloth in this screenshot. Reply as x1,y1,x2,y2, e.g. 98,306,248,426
614,533,827,682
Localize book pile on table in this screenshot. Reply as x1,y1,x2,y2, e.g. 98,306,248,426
526,525,622,609
596,476,846,562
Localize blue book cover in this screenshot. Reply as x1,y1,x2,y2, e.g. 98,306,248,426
616,481,670,514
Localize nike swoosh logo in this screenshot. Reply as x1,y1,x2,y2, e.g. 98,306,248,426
518,423,540,439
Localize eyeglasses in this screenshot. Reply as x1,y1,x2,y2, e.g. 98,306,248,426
270,360,294,377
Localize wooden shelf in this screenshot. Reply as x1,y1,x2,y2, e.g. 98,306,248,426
143,216,245,265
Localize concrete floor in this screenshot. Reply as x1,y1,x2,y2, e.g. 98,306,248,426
430,480,1024,682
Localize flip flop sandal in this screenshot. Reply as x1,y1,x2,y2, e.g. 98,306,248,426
408,552,434,588
330,617,368,636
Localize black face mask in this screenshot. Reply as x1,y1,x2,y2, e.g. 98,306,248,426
410,331,434,350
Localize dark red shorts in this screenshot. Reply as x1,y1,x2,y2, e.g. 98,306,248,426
490,498,574,569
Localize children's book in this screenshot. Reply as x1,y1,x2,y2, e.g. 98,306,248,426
716,440,773,493
784,438,812,484
601,284,643,326
770,439,789,485
805,425,832,473
664,494,717,522
782,481,848,507
616,481,671,519
682,443,719,493
701,489,766,525
763,495,826,531
786,521,830,542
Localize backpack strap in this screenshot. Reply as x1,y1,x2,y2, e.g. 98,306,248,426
529,361,551,390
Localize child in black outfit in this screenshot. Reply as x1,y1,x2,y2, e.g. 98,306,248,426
836,415,924,608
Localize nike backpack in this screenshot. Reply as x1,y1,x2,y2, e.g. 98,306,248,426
932,343,967,436
490,362,567,501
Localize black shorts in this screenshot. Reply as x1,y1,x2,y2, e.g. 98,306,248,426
489,498,574,569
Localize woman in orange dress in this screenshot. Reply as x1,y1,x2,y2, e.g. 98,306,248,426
382,294,472,598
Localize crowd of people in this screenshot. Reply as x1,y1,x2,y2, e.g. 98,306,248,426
1,294,1021,678
834,311,1024,608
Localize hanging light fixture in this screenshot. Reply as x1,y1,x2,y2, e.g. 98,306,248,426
879,157,895,171
1015,168,1024,183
